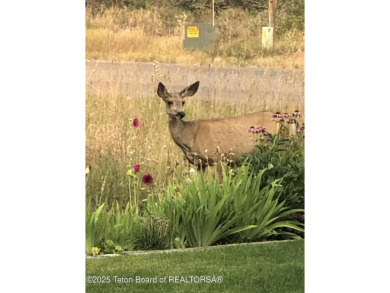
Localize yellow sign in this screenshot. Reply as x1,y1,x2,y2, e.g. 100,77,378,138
187,26,199,38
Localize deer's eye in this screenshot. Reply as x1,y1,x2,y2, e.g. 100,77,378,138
182,101,185,106
167,101,173,106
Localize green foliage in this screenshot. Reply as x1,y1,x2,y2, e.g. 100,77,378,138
144,188,186,249
86,202,107,255
86,202,139,254
86,0,154,10
134,216,171,250
102,239,123,254
163,0,228,17
244,135,305,209
223,164,303,242
147,164,303,248
86,0,304,33
86,161,304,254
277,0,305,35
91,247,101,256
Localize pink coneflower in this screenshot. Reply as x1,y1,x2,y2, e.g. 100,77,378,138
133,118,140,127
248,126,266,133
142,174,154,185
292,110,301,118
283,113,289,118
273,111,281,118
264,135,271,141
287,119,297,124
133,164,140,174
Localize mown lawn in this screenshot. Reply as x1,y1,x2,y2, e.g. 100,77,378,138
86,240,304,293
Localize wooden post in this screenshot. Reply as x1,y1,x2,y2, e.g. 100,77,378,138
212,0,215,27
269,0,278,42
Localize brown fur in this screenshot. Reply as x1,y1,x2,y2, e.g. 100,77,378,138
157,81,277,169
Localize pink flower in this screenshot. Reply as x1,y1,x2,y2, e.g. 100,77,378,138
142,174,154,185
249,126,266,133
133,118,140,127
292,110,301,118
287,119,297,124
133,164,140,173
273,112,281,118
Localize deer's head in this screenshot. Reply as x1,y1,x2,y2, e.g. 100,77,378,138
157,81,200,120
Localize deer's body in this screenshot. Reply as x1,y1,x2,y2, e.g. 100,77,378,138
157,81,277,168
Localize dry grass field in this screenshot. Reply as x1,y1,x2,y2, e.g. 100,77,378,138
86,7,304,69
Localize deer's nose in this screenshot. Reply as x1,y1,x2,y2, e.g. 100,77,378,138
177,112,185,119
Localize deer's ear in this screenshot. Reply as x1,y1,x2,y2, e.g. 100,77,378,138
157,82,169,99
180,81,199,98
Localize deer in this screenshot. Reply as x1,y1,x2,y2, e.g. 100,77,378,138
157,81,278,176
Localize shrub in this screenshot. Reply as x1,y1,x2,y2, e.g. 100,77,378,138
244,135,304,209
277,0,305,36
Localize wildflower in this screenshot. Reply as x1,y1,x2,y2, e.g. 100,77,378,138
249,126,266,133
264,135,271,141
279,118,285,122
273,111,281,118
186,178,192,184
142,173,154,185
292,110,301,118
297,126,305,133
133,118,140,127
283,113,289,118
287,119,297,124
133,164,140,173
189,168,196,176
85,165,91,176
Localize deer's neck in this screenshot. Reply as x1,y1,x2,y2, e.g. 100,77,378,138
168,118,190,145
168,118,199,165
